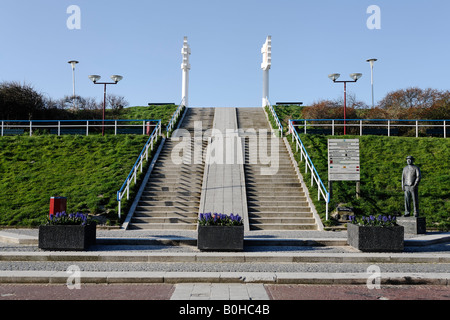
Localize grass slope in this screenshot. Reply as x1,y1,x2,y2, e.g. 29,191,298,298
110,105,179,125
289,134,450,230
0,105,181,227
0,135,152,226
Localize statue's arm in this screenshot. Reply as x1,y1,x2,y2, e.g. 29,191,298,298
414,167,421,186
401,168,405,190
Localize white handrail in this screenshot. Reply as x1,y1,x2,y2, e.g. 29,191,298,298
166,98,186,137
290,118,449,138
289,120,330,220
116,120,162,219
0,119,161,136
263,98,283,136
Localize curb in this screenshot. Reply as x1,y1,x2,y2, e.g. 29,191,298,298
2,233,450,247
1,251,450,264
0,271,448,286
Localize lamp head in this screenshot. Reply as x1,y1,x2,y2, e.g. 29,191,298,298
68,60,79,70
328,73,340,82
350,73,363,81
110,75,123,83
88,75,101,83
366,58,377,68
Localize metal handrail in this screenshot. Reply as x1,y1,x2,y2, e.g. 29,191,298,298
0,119,161,136
290,119,449,138
166,98,186,137
264,98,283,136
289,120,330,220
116,120,162,218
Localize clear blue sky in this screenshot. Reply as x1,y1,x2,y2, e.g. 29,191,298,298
0,0,449,108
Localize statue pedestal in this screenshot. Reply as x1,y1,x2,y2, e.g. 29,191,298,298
397,217,426,235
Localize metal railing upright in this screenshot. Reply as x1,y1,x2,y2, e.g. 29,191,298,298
289,119,449,138
264,98,283,136
0,119,162,136
116,120,162,218
289,120,330,220
166,98,186,137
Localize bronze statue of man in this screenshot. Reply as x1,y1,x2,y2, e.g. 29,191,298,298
402,156,421,217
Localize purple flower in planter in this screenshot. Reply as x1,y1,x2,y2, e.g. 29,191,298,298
198,212,243,227
46,211,91,226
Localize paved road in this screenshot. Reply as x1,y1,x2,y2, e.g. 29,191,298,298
1,283,449,300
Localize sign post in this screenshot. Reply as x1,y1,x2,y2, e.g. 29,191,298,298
328,139,361,199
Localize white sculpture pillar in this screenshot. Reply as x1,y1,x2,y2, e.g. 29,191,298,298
181,36,191,107
261,36,272,107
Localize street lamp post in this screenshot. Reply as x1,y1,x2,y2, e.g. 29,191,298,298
366,59,377,108
328,73,363,135
88,75,123,136
68,60,79,108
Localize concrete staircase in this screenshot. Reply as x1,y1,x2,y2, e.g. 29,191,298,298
236,108,318,230
127,108,215,230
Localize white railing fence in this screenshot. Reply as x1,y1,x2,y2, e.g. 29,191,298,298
289,120,330,220
263,98,283,136
166,98,186,137
116,120,162,218
0,119,161,136
289,119,449,138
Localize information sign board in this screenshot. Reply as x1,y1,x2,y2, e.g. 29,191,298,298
328,139,360,181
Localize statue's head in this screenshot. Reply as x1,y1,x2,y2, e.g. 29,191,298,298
406,156,414,165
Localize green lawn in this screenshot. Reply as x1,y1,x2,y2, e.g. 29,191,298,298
0,105,181,227
110,105,179,126
0,135,156,226
271,105,305,129
289,134,450,230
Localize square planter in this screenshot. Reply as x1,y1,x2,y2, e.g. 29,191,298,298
347,223,404,252
38,223,96,251
197,225,244,251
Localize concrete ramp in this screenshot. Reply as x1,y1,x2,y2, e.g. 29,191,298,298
199,108,249,231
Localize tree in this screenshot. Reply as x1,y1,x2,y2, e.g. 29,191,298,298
302,99,359,120
0,81,46,120
377,87,450,119
107,94,129,111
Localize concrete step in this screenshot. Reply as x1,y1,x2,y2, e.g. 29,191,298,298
250,223,318,231
133,211,198,218
236,107,318,232
245,183,303,189
145,178,203,184
249,217,316,224
244,177,302,182
135,205,199,212
126,107,212,231
141,191,201,197
249,211,313,218
127,223,197,230
246,195,307,201
149,174,203,179
248,206,312,213
131,217,198,224
136,200,199,206
247,200,310,207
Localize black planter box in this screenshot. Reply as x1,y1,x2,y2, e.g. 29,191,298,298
38,223,96,251
197,225,244,251
347,223,404,252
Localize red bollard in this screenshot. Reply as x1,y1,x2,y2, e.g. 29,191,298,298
146,122,154,136
50,197,67,217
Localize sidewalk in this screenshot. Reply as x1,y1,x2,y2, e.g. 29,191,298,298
0,229,449,292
